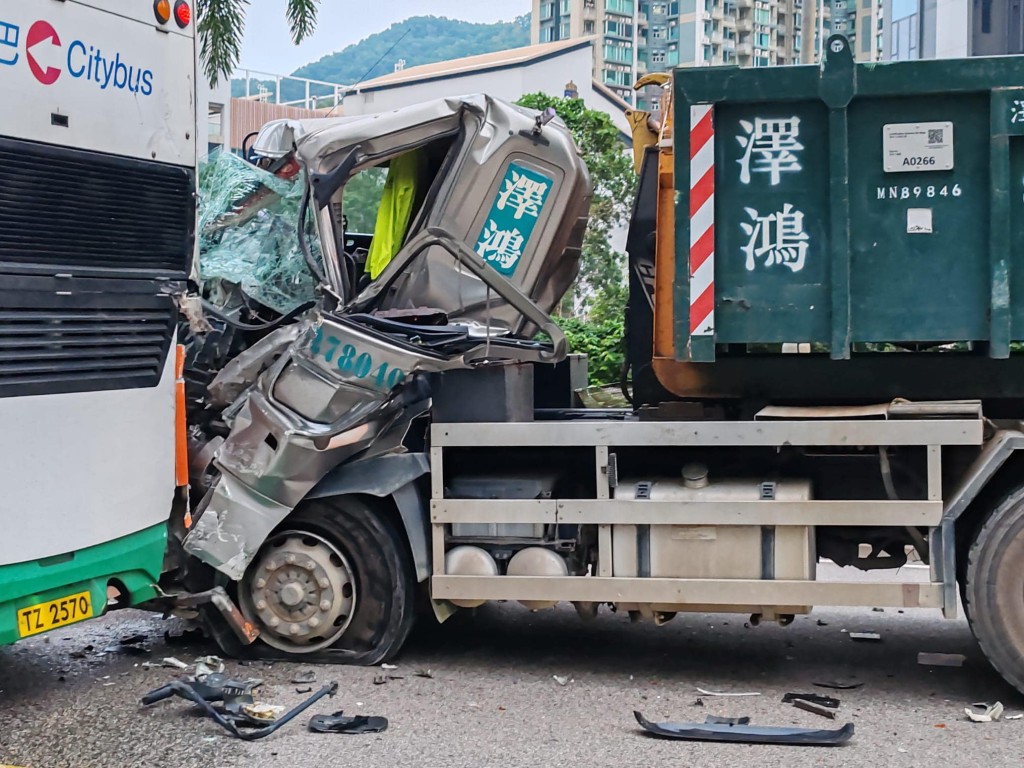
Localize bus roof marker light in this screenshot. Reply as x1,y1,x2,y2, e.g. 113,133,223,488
174,1,191,28
154,0,171,24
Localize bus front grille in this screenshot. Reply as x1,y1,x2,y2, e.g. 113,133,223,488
0,288,176,398
0,136,195,279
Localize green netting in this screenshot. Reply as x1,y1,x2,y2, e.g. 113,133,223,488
197,150,319,314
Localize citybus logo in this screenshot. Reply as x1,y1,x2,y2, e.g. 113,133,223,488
26,20,61,85
1,17,154,95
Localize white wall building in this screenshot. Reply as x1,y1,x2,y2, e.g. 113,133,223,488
196,55,232,159
338,38,633,139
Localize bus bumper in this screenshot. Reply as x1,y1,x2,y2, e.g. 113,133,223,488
0,523,166,646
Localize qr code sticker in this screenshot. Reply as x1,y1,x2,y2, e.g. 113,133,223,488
928,128,944,144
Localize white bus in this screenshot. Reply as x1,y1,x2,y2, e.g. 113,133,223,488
0,0,195,644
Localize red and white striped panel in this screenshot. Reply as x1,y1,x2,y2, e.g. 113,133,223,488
689,103,715,336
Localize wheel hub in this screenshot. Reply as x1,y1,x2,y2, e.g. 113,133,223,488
240,530,356,653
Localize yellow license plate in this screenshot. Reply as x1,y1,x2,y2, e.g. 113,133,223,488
17,591,93,638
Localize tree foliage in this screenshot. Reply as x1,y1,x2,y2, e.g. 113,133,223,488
342,168,387,234
515,93,635,325
559,316,625,386
515,94,636,386
197,0,322,86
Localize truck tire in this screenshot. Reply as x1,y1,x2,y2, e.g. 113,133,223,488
964,486,1024,694
237,495,416,664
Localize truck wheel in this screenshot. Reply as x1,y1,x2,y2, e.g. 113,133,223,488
238,496,415,664
964,486,1024,694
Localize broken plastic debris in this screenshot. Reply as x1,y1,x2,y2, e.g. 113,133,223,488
142,678,338,741
242,703,285,722
917,652,966,667
696,687,761,697
291,670,317,684
103,642,150,657
814,680,863,690
849,632,882,642
634,711,854,746
308,711,388,734
1005,714,1023,720
965,702,1004,723
162,657,189,670
553,675,570,686
194,656,225,679
791,699,837,720
381,663,398,670
782,692,840,709
69,644,95,659
414,669,434,679
704,715,751,725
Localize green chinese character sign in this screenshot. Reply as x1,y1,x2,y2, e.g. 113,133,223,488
474,162,553,276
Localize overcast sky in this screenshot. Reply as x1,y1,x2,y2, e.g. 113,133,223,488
239,0,532,75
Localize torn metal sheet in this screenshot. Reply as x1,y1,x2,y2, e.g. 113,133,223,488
634,711,854,746
207,324,304,408
183,319,447,580
273,95,591,336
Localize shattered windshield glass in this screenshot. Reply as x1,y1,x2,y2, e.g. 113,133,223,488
197,151,320,314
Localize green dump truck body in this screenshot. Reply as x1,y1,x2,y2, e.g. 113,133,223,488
673,35,1024,362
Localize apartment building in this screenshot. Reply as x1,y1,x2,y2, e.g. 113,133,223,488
883,0,1024,60
829,0,884,60
532,0,831,109
531,0,641,105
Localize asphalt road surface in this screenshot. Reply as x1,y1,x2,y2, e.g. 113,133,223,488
2,567,1022,768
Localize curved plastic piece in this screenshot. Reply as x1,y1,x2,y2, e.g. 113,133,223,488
633,711,854,746
309,711,389,734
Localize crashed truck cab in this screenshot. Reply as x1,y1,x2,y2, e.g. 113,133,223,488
180,95,591,659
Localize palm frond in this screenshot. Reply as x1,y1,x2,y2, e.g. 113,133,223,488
286,0,319,44
196,0,249,86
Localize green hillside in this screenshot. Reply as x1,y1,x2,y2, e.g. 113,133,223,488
232,15,530,102
296,15,531,84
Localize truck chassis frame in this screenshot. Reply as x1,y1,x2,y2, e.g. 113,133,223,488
428,415,992,617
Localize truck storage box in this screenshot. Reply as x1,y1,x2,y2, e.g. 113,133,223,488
665,36,1024,364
